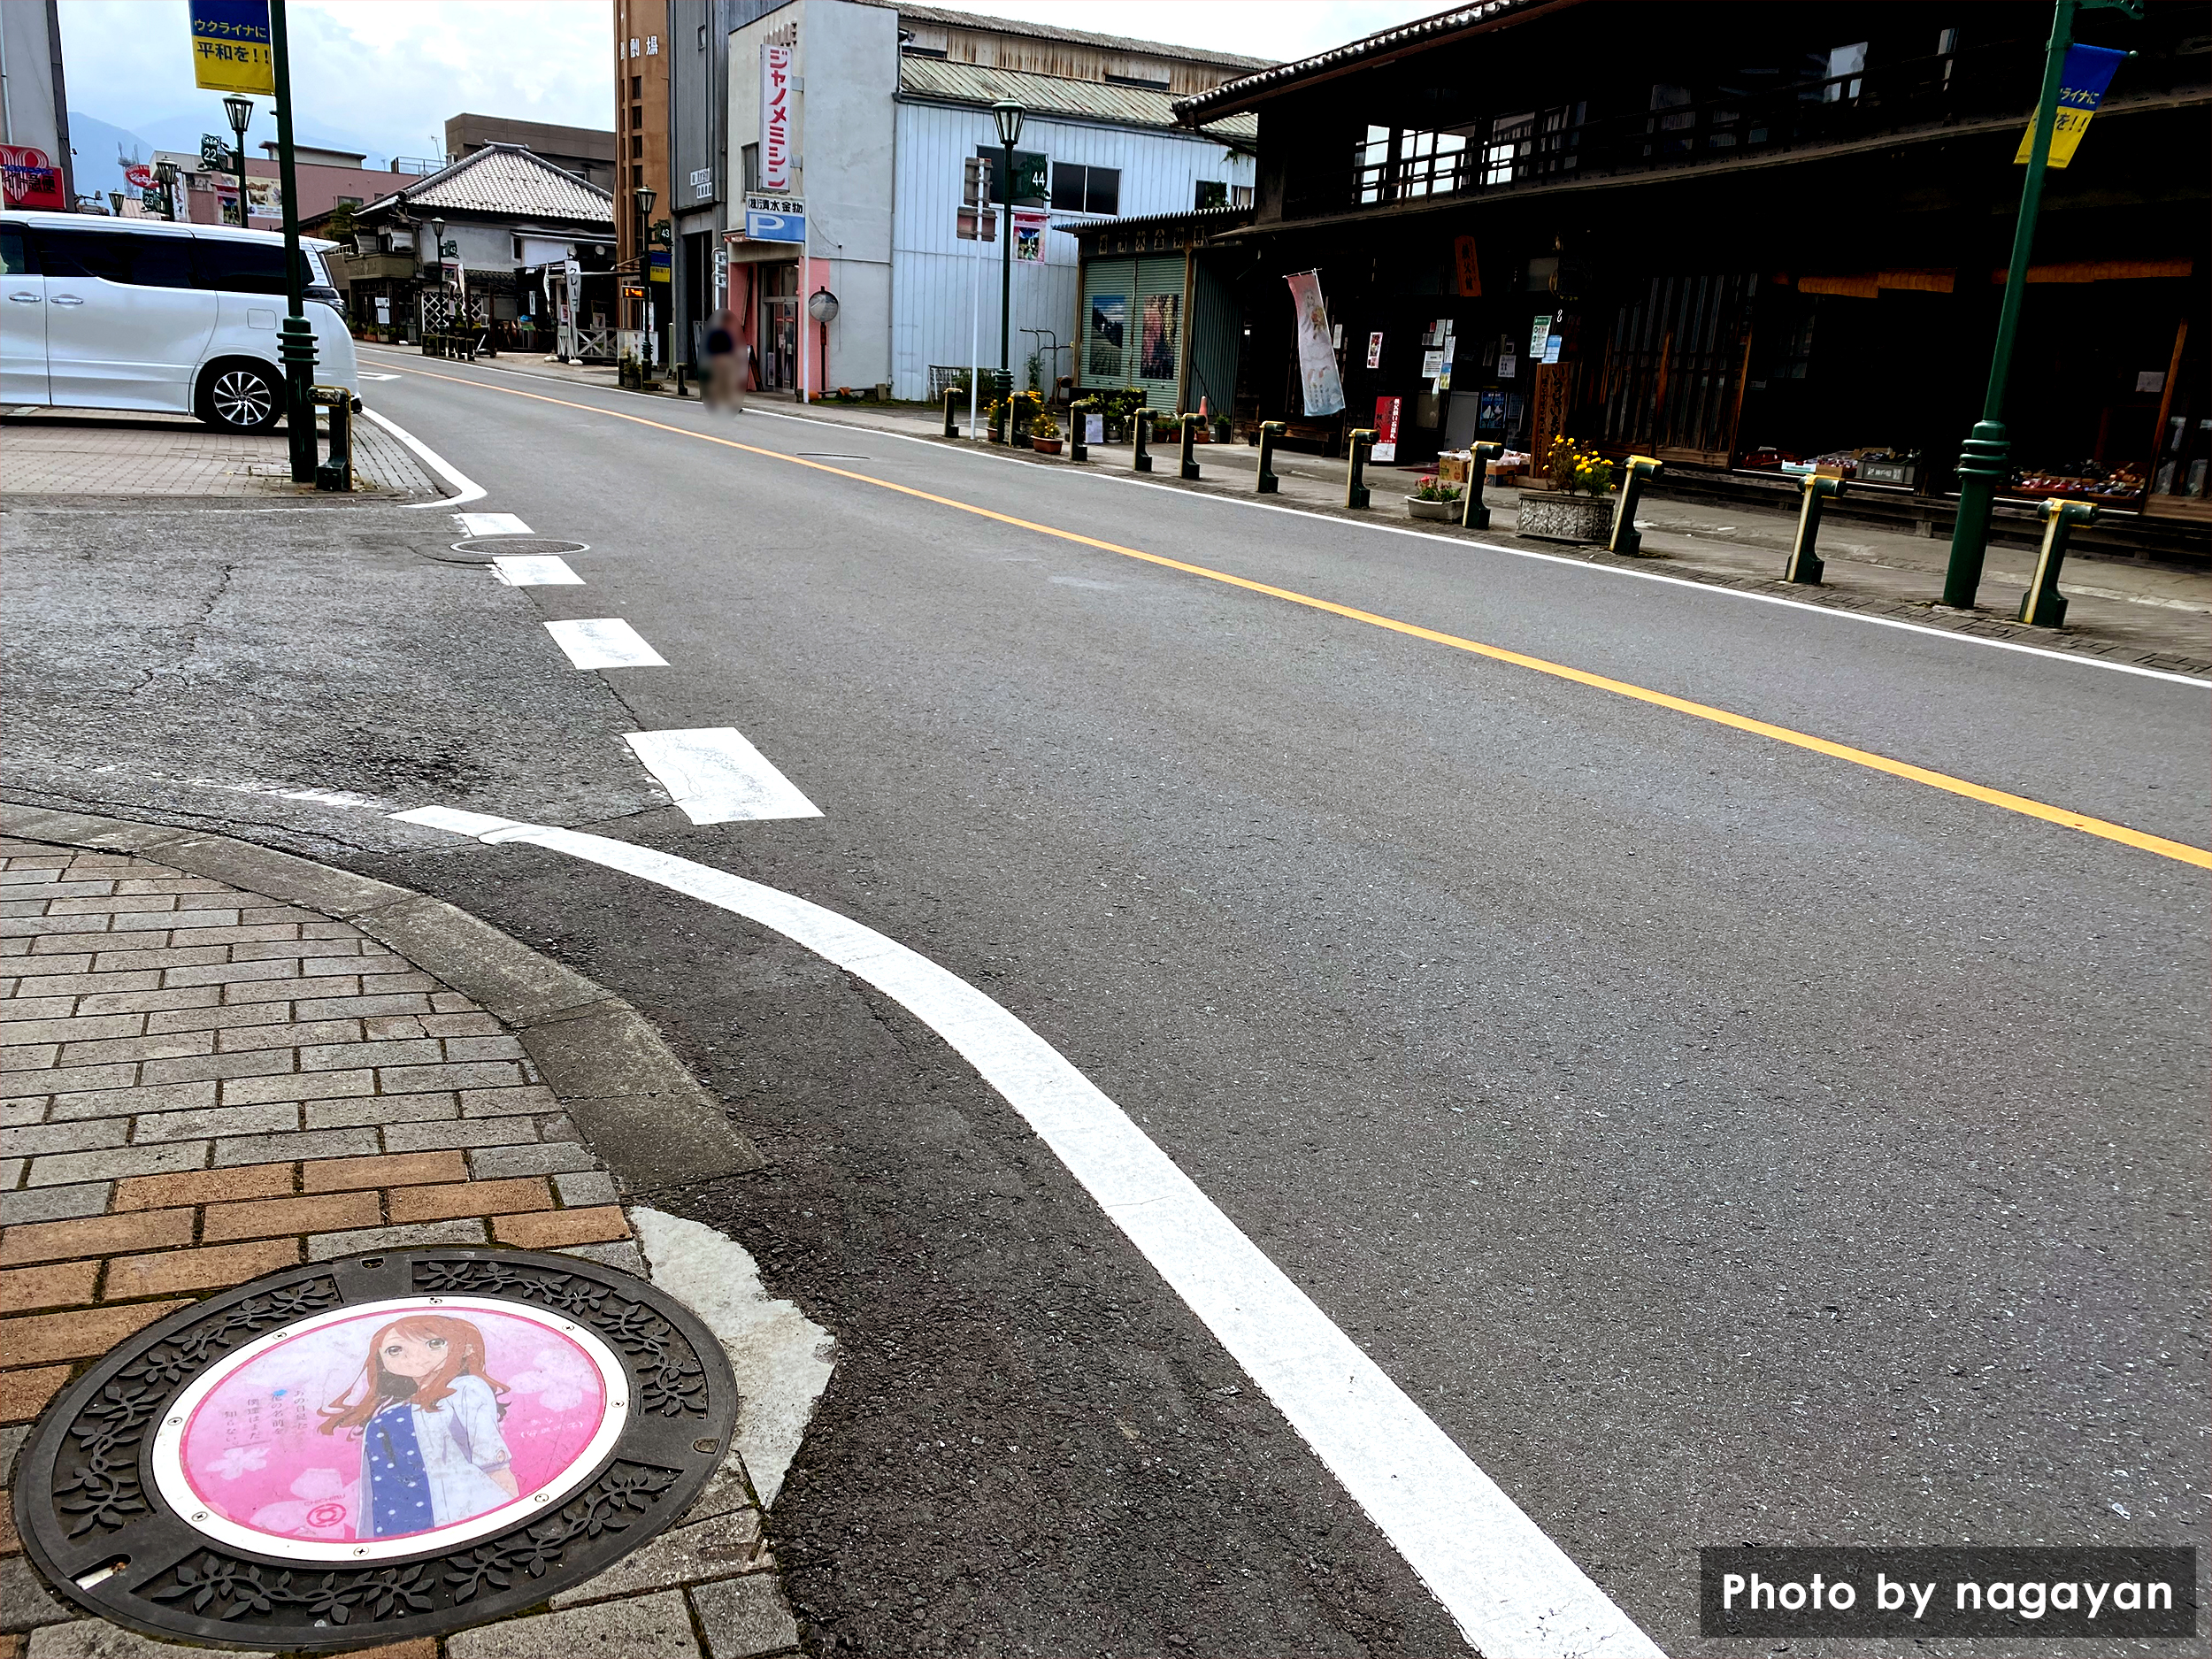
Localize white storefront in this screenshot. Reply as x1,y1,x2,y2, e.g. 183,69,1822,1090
722,0,1256,402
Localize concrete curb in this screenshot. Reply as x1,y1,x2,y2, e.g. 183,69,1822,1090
0,802,764,1192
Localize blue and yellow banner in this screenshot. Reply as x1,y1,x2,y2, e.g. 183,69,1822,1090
2014,42,2127,169
189,0,275,96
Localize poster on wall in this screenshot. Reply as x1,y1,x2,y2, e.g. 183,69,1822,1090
1012,208,1047,263
1088,293,1126,380
1285,271,1346,418
1371,395,1402,463
1365,331,1384,370
760,44,794,192
1140,292,1181,381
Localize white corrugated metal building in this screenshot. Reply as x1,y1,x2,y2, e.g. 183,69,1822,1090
716,0,1261,403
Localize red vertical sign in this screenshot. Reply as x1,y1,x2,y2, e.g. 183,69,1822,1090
1371,396,1402,462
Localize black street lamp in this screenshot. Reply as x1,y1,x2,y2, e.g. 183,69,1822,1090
221,94,252,227
633,185,657,369
992,100,1023,379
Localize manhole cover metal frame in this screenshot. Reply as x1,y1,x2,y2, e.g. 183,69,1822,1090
14,1248,739,1653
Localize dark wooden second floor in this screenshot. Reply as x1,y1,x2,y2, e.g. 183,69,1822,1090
1175,0,2209,227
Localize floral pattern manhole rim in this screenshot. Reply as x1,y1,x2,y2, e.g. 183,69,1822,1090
13,1248,737,1651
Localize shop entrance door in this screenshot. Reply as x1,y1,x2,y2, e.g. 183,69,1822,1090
1600,273,1756,464
758,262,798,392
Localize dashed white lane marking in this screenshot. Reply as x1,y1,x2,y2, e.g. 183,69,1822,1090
458,511,533,536
361,407,488,508
623,728,822,825
382,806,1662,1659
543,618,667,669
492,555,585,587
357,372,401,380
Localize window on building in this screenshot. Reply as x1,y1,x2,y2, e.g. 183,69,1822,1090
1483,111,1533,184
980,147,1050,208
631,104,644,129
1396,128,1467,196
632,134,644,157
1103,71,1170,91
1049,162,1118,215
741,143,760,191
633,164,643,188
1231,183,1253,209
630,75,642,98
1356,125,1389,203
1819,42,1868,102
1194,180,1227,210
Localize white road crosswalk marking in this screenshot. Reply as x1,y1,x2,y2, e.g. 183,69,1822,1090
542,618,666,669
492,556,585,587
458,511,533,536
623,728,822,824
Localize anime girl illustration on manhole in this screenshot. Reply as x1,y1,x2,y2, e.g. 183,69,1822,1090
319,1314,520,1537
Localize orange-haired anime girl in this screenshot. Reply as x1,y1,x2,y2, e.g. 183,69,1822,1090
319,1314,518,1538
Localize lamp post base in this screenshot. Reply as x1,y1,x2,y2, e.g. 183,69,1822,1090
1941,420,2011,611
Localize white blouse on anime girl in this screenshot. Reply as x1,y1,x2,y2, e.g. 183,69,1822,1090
362,1371,518,1534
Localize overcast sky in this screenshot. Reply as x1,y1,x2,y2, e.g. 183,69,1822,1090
59,0,1440,172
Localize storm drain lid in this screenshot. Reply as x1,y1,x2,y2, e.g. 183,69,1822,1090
13,1249,736,1652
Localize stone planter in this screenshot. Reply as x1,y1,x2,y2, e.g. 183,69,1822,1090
1406,495,1456,522
1516,488,1614,544
1031,437,1063,455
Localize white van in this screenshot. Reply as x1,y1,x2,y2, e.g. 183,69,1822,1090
0,211,358,433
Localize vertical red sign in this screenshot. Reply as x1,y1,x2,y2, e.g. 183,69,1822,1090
1371,396,1402,462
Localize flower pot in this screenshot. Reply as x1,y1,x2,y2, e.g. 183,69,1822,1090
1405,496,1456,521
1516,488,1614,544
1031,438,1063,455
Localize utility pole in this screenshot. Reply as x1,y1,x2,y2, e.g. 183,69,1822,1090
267,0,318,482
1940,0,2139,609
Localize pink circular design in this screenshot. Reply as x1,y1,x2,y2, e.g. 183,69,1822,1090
175,1303,611,1549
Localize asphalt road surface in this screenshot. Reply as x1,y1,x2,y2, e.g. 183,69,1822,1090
12,348,2207,1657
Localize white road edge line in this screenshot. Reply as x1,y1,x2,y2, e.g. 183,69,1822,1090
385,804,1663,1659
745,406,2212,691
359,406,488,508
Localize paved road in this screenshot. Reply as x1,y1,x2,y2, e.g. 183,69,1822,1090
12,349,2208,1656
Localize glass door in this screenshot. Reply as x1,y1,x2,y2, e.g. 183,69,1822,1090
758,261,798,392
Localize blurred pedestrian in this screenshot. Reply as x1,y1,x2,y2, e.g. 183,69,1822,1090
705,309,744,412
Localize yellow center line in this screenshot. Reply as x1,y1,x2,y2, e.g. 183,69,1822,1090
374,357,2212,873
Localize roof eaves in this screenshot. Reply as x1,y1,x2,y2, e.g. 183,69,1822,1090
875,0,1273,71
1172,0,1568,124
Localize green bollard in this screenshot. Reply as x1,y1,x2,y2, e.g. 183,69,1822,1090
1460,441,1504,530
2019,497,2094,627
1256,420,1285,494
944,388,960,439
1068,399,1090,464
1133,410,1155,474
1178,412,1200,481
1346,428,1377,509
1608,454,1663,555
1786,473,1846,585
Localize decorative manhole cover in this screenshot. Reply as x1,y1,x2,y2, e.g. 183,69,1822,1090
14,1249,737,1651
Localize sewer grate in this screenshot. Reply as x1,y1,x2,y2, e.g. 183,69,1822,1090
13,1248,736,1652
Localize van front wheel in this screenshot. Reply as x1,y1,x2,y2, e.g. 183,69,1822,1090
196,361,281,433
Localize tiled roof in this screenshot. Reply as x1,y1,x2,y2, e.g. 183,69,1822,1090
1066,204,1252,238
1174,0,1553,124
880,1,1271,71
359,142,613,227
898,57,1259,140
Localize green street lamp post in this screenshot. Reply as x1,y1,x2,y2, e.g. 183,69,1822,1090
221,94,252,228
993,100,1023,379
1940,0,2139,609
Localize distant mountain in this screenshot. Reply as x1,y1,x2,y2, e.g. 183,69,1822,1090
66,106,398,204
65,111,155,202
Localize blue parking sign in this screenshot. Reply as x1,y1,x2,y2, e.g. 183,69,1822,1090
745,209,805,244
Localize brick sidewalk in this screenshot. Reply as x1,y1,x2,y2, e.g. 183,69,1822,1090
0,412,436,499
0,832,803,1659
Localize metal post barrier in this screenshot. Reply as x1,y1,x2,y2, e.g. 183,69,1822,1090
1256,420,1285,494
2019,497,2094,626
1460,440,1504,529
1133,411,1155,474
1785,473,1846,585
1178,412,1200,481
1608,454,1663,555
1068,399,1090,464
1346,428,1377,509
310,386,352,493
945,389,962,439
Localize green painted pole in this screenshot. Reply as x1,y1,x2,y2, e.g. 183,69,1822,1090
999,140,1015,376
269,0,319,483
1940,0,2077,609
